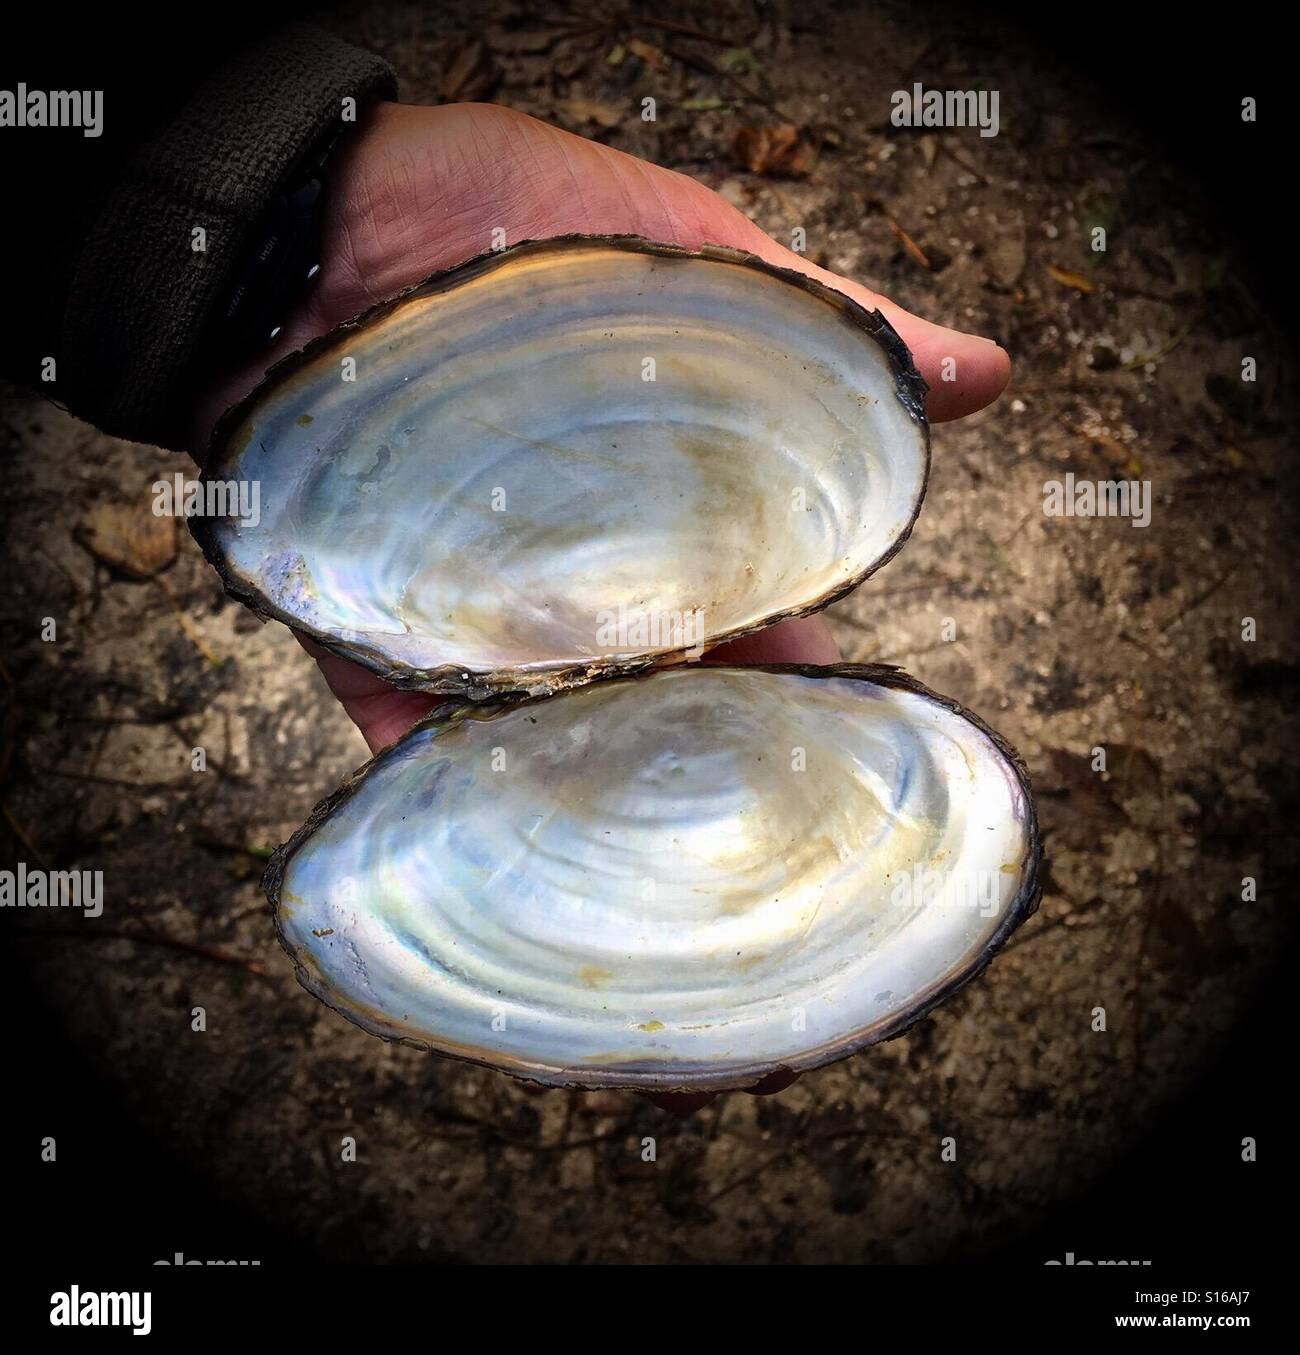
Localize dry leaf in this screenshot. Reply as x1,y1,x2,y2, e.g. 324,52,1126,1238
488,28,560,55
559,97,624,130
1149,895,1245,981
1036,748,1128,850
718,47,761,75
1073,423,1137,474
1100,743,1162,800
625,38,665,70
985,233,1027,288
732,124,813,178
1048,263,1097,294
76,501,177,580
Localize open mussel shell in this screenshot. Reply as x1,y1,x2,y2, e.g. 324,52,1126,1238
266,665,1040,1092
196,236,929,699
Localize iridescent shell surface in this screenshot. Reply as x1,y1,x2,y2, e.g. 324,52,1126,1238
198,237,929,697
268,666,1039,1091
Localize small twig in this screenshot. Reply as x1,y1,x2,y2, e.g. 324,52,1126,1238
873,639,965,664
864,575,961,599
34,544,87,598
994,509,1036,551
13,924,274,979
825,610,875,636
939,140,989,186
763,179,804,224
701,1113,920,1207
29,764,189,792
638,17,735,46
196,836,274,860
2,802,52,869
882,210,931,270
898,34,946,91
152,575,223,667
1106,281,1187,305
1160,563,1237,633
433,1105,633,1155
1122,309,1203,370
661,43,800,125
1002,912,1091,953
163,718,242,783
1118,628,1161,662
701,1145,792,1206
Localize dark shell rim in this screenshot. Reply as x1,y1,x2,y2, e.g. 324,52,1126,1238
263,662,1042,1094
192,233,932,701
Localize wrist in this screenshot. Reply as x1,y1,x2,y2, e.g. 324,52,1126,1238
187,98,402,460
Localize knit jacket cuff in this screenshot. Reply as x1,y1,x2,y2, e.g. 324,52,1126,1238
57,21,397,450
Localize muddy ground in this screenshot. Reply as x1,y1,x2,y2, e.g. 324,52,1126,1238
1,1,1295,1262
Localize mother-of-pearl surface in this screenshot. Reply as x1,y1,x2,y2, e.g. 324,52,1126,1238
275,668,1034,1089
206,243,927,689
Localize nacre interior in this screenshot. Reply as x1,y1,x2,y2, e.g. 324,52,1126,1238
206,242,927,688
275,667,1034,1089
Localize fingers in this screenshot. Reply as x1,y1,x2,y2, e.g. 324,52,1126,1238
777,256,1011,421
642,1090,718,1115
706,614,840,667
641,1067,800,1114
304,611,842,754
349,103,1013,420
891,312,1011,422
304,615,842,754
195,101,1009,451
298,635,441,754
673,209,1010,423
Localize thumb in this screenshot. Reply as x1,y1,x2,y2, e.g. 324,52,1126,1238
717,232,1010,423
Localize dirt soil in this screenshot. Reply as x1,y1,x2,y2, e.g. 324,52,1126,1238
1,0,1295,1262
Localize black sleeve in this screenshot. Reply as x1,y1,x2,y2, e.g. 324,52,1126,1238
1,17,397,450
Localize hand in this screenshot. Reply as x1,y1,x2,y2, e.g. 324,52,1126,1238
195,102,1011,1111
197,100,1009,753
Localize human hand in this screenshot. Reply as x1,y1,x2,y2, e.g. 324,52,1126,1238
197,99,1009,753
195,102,1010,1111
